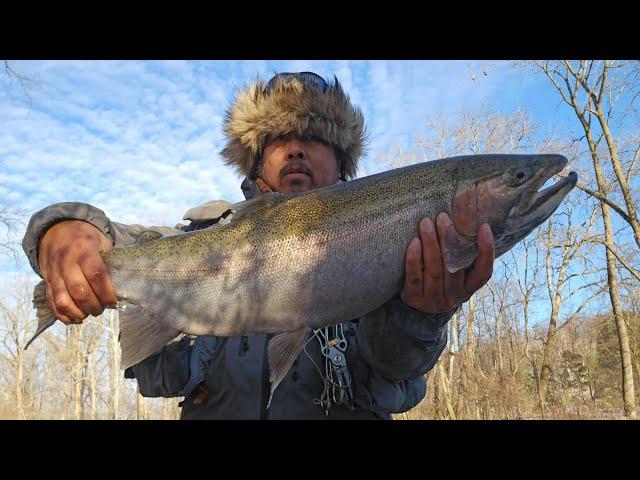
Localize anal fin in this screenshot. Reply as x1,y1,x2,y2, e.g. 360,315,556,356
117,302,182,369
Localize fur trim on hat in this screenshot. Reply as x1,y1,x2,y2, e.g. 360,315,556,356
221,75,366,180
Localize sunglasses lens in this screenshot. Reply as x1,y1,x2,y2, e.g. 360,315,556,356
265,72,328,93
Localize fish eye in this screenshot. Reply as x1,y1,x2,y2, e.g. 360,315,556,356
504,167,534,187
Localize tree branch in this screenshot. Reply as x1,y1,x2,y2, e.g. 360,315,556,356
566,178,631,224
588,238,640,282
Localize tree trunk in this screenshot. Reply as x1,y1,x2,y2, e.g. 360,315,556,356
162,398,172,420
575,104,637,419
593,63,640,251
602,207,637,418
136,386,149,420
88,333,99,420
466,296,476,368
89,355,97,420
538,319,557,418
448,314,457,384
73,323,85,420
495,308,504,374
437,363,456,419
538,229,565,419
109,310,120,420
16,350,24,419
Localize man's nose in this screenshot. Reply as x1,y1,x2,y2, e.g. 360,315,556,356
285,141,308,160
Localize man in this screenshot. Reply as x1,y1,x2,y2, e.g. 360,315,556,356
22,71,495,419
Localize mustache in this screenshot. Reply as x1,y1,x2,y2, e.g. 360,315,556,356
279,160,314,180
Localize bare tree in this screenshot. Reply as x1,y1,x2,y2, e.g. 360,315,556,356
0,281,34,419
383,102,633,420
108,310,121,419
0,204,24,262
532,60,638,418
536,196,604,417
3,60,33,106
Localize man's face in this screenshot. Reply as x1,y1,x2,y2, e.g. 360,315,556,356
257,135,340,193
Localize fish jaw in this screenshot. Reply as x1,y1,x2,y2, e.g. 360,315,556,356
516,155,569,216
506,170,577,234
496,170,578,257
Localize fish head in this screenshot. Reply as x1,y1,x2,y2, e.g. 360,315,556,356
445,154,577,271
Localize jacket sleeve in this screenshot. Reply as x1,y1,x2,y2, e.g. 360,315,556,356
22,201,181,277
347,296,458,415
125,335,221,398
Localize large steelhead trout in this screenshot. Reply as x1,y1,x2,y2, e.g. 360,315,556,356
30,154,577,398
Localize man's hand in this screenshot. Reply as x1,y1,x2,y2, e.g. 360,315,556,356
38,220,117,325
400,212,495,314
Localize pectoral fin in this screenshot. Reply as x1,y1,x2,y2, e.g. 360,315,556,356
267,327,312,408
443,226,479,274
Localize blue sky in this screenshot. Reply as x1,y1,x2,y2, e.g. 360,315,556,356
0,60,629,326
1,60,568,222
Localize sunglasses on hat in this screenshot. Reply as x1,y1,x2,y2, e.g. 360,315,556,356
264,71,328,94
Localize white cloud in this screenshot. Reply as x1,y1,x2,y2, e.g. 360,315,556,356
1,59,549,279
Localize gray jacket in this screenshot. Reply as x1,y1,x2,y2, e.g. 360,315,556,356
22,190,455,420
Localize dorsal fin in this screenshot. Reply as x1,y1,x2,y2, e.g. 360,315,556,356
135,230,164,244
227,192,297,222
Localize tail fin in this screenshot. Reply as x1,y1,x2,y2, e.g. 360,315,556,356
25,280,58,350
26,278,181,368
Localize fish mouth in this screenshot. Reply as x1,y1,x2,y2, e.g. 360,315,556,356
516,156,575,217
509,165,577,232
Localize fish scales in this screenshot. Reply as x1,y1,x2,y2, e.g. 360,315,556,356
104,160,456,336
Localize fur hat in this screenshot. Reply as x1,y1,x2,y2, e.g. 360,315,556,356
221,72,366,180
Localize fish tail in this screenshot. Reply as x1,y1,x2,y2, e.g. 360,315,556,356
25,280,58,350
27,280,181,368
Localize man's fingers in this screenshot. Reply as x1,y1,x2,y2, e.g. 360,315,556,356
49,274,86,323
402,237,424,300
79,255,117,308
419,218,444,303
45,280,73,325
61,265,104,318
465,223,495,294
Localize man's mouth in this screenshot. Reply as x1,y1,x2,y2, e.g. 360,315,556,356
281,163,313,180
